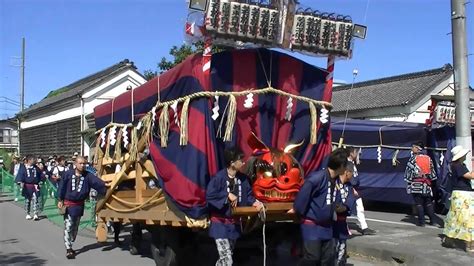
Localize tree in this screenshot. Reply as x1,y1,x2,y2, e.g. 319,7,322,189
143,42,229,81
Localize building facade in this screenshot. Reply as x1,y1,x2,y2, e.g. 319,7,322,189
0,119,19,153
19,59,147,158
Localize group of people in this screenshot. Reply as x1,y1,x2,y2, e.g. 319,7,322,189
10,152,105,259
207,147,371,266
404,142,474,252
7,141,472,263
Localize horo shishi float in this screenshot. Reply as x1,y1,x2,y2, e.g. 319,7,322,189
92,1,365,264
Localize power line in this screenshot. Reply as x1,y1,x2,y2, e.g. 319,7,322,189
0,96,20,104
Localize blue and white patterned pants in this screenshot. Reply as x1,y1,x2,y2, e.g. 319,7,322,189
64,214,81,250
335,239,347,266
215,238,236,266
24,192,40,216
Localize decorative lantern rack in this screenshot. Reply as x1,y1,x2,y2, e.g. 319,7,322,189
187,0,366,59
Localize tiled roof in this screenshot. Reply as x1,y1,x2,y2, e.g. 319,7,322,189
21,59,140,115
332,64,453,113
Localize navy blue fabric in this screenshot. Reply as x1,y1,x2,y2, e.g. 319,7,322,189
94,49,331,218
333,180,355,240
294,169,336,240
58,170,106,217
206,169,255,240
451,162,472,191
16,164,42,199
331,118,455,205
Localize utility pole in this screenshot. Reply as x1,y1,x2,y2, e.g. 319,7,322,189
20,37,25,112
18,37,26,155
451,0,472,170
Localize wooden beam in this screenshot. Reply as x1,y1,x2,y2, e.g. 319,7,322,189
140,159,157,178
101,172,135,183
127,169,150,179
135,161,146,203
96,136,147,211
232,202,293,216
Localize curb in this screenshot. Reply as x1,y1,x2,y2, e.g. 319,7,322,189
347,240,463,266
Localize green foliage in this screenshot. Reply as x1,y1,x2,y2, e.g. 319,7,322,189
158,44,195,73
0,148,12,170
143,70,158,81
45,86,70,99
143,42,230,81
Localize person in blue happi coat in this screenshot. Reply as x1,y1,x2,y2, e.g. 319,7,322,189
334,161,357,266
15,155,42,221
206,147,263,266
58,156,106,259
292,148,348,266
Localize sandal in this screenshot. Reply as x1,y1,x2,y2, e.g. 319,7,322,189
66,250,75,259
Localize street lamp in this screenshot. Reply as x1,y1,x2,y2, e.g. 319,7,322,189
189,0,208,12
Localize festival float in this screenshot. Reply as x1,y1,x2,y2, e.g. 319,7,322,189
92,1,366,264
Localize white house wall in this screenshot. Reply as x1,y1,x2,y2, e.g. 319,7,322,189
21,69,146,130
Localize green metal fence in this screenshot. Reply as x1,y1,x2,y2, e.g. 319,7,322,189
0,168,96,230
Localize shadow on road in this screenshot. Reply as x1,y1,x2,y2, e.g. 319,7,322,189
77,232,153,261
0,251,47,265
0,239,19,244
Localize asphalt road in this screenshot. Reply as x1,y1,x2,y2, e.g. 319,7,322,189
0,200,387,266
0,200,153,266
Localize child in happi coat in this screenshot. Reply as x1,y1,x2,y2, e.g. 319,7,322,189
15,155,42,220
334,161,357,266
206,147,263,266
292,148,348,266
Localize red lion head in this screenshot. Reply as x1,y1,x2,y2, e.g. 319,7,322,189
246,133,304,202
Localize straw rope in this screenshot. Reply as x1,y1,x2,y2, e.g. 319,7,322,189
180,98,191,146
104,130,111,161
96,87,331,136
140,112,153,147
309,102,318,144
96,86,332,157
185,216,209,228
150,87,331,110
129,127,138,162
330,142,448,151
111,189,163,206
114,129,123,161
105,196,165,213
223,95,236,142
159,103,170,147
93,135,102,165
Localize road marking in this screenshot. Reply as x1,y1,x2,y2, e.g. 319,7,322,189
347,217,440,229
348,217,415,226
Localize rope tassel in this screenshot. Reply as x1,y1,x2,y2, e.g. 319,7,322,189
130,127,138,162
180,98,191,146
392,149,400,166
141,112,153,147
104,129,111,161
309,102,318,144
159,104,170,147
94,134,102,165
224,95,236,142
114,128,123,161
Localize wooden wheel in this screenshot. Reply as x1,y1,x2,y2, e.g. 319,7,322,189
96,221,108,242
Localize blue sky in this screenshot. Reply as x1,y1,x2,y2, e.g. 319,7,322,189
1,0,473,119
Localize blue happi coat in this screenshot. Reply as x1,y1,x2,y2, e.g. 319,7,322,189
58,169,106,217
333,179,356,240
294,169,340,241
206,169,256,240
16,164,42,199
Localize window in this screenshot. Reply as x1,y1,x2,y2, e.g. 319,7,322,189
11,129,18,144
0,129,12,143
